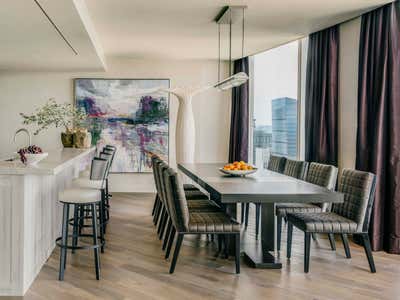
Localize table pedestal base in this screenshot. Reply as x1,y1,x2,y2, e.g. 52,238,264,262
243,247,282,269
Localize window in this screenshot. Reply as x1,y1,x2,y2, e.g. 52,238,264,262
250,41,300,169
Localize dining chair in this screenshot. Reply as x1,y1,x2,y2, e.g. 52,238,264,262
276,162,338,250
286,169,377,273
242,155,287,238
282,159,309,179
151,155,209,224
152,157,221,248
162,166,241,274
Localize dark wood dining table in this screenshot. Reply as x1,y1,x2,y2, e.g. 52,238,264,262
178,163,344,269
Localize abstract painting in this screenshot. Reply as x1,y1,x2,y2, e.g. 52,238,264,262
74,78,169,173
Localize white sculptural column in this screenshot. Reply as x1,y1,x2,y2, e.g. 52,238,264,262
161,86,211,164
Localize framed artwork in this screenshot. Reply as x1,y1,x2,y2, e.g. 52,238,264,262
74,78,169,173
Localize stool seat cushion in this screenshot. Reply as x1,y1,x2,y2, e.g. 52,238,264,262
287,212,358,233
59,188,101,204
187,199,220,212
72,178,103,190
187,212,240,233
276,203,322,217
184,190,209,200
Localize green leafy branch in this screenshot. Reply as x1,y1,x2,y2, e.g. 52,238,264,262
20,98,87,135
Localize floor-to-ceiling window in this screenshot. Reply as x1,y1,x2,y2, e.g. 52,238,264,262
250,40,300,169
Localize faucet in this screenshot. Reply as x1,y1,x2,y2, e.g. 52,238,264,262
14,128,32,148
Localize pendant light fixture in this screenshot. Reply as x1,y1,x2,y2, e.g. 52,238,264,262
214,6,248,91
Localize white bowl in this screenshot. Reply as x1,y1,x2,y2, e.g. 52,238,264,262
219,167,258,177
24,153,48,165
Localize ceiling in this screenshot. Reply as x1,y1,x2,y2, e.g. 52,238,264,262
0,0,393,71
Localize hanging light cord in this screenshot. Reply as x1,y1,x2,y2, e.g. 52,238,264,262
218,24,221,82
242,7,245,59
229,8,232,76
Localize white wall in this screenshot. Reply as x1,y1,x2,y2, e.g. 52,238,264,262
338,17,361,171
0,58,231,192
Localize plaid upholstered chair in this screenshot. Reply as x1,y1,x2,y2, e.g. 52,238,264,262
286,169,376,273
267,155,287,172
283,159,309,179
151,155,209,227
242,155,288,237
276,162,338,250
162,167,240,274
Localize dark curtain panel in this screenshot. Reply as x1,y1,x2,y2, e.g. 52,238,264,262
356,1,400,253
305,26,339,166
229,57,249,162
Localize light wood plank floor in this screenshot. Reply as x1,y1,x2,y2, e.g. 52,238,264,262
16,193,400,300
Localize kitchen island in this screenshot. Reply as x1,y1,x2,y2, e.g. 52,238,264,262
0,147,95,296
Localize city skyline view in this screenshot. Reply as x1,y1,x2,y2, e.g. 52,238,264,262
253,41,298,126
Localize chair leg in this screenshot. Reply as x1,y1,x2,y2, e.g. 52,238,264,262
244,203,249,229
152,194,159,216
241,203,245,224
341,234,351,258
72,204,79,254
277,216,282,251
311,233,318,241
360,233,376,273
255,204,260,238
304,232,311,273
328,233,336,250
154,202,163,226
152,199,160,224
91,204,101,280
159,211,169,240
162,219,172,250
59,204,69,281
287,222,293,259
165,227,176,259
235,233,240,274
157,207,167,238
169,234,184,274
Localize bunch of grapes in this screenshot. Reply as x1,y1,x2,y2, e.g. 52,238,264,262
18,145,43,164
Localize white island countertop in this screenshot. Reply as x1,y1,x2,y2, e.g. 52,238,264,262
0,147,96,175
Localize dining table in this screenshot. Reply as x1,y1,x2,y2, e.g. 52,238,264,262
178,163,344,269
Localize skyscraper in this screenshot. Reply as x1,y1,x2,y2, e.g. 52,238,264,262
271,97,297,158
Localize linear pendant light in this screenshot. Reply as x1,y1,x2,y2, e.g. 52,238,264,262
214,6,248,91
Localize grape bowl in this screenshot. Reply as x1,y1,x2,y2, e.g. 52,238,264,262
17,145,48,165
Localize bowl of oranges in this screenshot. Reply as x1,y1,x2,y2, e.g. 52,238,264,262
219,161,257,177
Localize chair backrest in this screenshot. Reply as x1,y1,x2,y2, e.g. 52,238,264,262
306,162,338,190
89,157,109,188
99,152,113,178
283,159,309,180
305,162,338,211
162,167,189,232
105,144,116,150
151,155,162,198
102,147,116,164
267,155,287,173
332,169,376,233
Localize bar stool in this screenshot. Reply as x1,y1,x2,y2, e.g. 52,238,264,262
57,188,102,280
72,157,110,248
56,158,108,281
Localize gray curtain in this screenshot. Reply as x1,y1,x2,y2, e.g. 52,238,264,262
356,1,400,253
229,57,249,162
305,26,339,166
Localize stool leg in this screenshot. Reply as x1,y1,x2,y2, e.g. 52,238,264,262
72,204,79,254
91,204,101,280
59,204,69,281
99,200,105,253
79,205,84,235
